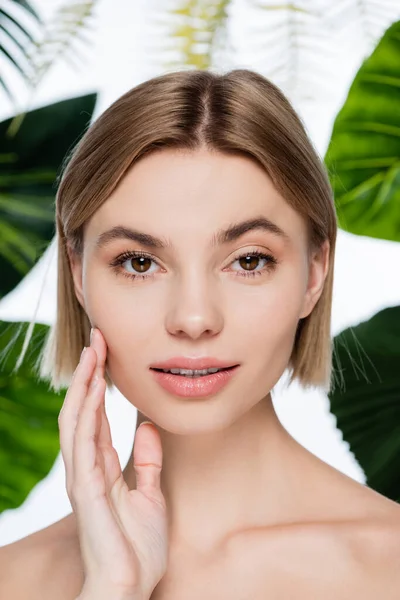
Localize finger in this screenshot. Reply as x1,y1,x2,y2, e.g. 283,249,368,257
89,327,107,383
133,422,163,499
87,331,123,493
73,374,107,495
92,336,112,449
99,403,123,491
59,347,97,483
99,402,113,448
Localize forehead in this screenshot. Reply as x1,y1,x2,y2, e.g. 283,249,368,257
87,149,307,249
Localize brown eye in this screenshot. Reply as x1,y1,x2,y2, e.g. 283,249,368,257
129,256,152,273
231,251,278,278
238,255,261,271
110,251,159,281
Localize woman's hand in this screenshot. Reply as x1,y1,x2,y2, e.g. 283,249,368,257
58,327,169,600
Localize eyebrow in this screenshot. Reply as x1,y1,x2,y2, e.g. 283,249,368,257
95,216,290,251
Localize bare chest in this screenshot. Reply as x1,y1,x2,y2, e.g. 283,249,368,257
149,561,382,600
149,525,397,600
42,518,399,600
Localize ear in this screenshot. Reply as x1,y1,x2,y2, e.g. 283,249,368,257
299,239,330,319
66,242,85,309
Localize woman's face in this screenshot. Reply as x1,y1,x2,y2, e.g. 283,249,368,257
69,148,329,433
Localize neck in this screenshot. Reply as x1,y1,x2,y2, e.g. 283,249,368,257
122,394,309,555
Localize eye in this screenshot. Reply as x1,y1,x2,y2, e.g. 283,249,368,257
109,249,279,281
230,250,278,278
110,250,158,280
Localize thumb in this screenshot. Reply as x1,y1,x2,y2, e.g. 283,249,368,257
133,421,163,497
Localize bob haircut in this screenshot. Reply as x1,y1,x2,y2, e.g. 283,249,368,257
26,68,337,393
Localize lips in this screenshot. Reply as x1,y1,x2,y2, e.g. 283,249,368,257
150,357,239,371
153,366,235,374
150,365,240,397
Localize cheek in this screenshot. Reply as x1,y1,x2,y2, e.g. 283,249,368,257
229,271,306,376
85,302,156,353
83,270,163,377
230,269,305,333
85,265,156,324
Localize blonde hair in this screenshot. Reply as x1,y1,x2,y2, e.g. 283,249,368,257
22,68,337,393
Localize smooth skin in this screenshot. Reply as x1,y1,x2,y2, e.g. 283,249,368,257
1,148,400,600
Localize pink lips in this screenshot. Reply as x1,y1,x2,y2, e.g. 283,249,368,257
150,356,238,370
150,365,240,398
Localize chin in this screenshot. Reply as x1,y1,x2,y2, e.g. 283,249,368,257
141,402,243,436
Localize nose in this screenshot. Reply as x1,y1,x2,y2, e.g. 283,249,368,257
165,272,223,340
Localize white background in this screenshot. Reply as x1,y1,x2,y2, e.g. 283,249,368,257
1,0,400,545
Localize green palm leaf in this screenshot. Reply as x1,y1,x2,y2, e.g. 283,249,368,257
329,307,400,502
325,20,400,242
0,320,66,513
0,92,97,298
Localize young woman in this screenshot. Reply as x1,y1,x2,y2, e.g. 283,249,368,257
1,68,399,600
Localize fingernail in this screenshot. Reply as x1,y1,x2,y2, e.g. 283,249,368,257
90,327,94,345
80,347,87,360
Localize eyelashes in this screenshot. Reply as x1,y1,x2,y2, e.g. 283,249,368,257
109,249,279,282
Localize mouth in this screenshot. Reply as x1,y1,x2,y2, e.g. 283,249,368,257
150,365,237,377
149,365,240,398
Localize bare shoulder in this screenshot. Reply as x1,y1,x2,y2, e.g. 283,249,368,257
309,451,400,594
306,514,400,597
349,507,400,578
331,509,400,598
343,479,400,565
0,513,83,600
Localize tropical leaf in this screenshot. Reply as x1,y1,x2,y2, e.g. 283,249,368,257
9,0,42,22
329,306,400,503
324,20,400,242
25,0,98,93
0,0,97,110
319,0,400,45
0,92,98,298
249,1,331,99
0,319,66,513
0,0,42,103
248,0,400,101
150,0,231,70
